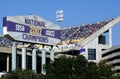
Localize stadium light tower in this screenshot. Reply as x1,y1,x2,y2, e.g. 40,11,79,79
56,10,64,27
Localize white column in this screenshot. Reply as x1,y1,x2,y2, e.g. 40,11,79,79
50,48,54,63
32,48,37,73
12,41,16,71
41,47,46,75
22,45,26,70
7,55,10,72
109,28,112,47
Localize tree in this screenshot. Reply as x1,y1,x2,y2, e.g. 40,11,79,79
97,60,115,79
46,56,74,79
1,69,37,79
45,55,116,79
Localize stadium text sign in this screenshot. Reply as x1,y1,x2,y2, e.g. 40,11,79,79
3,15,61,45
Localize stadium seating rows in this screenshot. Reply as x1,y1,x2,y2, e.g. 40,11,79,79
0,36,12,47
60,18,114,45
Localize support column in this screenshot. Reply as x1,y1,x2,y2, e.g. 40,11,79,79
41,47,46,75
26,55,28,70
109,28,112,47
32,48,37,73
50,48,54,63
22,44,26,70
7,54,10,72
12,41,16,71
17,55,20,69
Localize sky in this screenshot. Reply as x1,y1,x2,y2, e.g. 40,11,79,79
0,0,120,46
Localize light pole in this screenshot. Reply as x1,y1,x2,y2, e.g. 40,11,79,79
56,10,64,27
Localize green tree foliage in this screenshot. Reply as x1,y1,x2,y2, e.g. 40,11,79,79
98,60,115,79
45,55,116,79
1,69,37,79
46,56,75,79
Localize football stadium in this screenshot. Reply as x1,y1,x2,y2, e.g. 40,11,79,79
0,15,120,74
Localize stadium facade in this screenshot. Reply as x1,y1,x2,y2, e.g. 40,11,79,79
0,15,120,73
102,45,120,72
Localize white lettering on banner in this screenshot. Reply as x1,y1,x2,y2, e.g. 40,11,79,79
23,33,48,43
53,44,76,52
16,24,25,31
38,44,77,52
46,30,55,37
25,18,45,27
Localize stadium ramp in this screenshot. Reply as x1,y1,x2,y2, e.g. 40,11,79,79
77,16,120,48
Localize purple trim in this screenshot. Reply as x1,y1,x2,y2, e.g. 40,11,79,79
7,21,30,33
3,17,7,26
6,21,61,39
42,29,61,39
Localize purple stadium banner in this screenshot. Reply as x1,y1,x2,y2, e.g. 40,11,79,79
6,21,61,39
3,15,61,45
